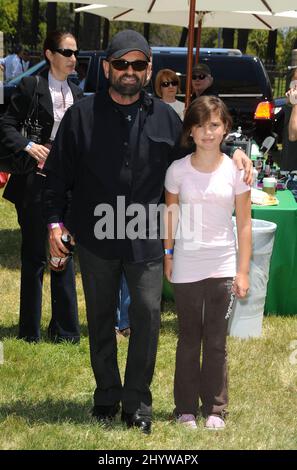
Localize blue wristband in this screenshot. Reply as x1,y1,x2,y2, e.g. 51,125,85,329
25,141,34,151
164,248,174,255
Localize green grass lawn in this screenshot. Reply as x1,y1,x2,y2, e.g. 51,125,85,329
0,189,297,450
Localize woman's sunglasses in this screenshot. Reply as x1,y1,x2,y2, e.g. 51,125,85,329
53,49,79,58
192,74,207,80
161,80,179,88
110,59,149,71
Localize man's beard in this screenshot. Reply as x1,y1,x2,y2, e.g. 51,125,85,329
110,70,144,96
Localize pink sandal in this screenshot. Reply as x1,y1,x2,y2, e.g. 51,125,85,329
205,415,225,430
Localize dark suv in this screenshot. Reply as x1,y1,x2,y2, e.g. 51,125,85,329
0,47,277,146
150,47,276,145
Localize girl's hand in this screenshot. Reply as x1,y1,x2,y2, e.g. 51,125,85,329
164,256,173,282
232,273,249,298
233,149,253,185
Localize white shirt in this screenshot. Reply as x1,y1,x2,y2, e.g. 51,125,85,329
48,71,74,140
165,100,185,121
165,154,250,283
0,54,27,81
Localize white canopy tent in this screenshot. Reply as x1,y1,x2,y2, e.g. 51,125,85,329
41,0,297,105
40,0,297,14
75,5,297,30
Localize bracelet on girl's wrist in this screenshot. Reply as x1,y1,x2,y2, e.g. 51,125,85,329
164,248,174,255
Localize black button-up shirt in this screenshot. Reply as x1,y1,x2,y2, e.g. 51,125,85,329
44,90,183,262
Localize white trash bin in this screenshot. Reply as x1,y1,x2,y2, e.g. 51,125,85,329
228,218,277,339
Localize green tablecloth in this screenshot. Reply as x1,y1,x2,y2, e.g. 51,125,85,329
252,190,297,315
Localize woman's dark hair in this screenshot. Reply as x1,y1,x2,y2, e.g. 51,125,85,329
43,31,76,65
181,95,232,148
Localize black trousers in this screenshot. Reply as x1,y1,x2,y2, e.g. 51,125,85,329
77,244,163,418
15,189,79,342
173,277,232,418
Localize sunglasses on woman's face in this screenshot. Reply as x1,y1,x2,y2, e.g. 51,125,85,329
53,49,79,58
192,74,207,80
161,80,179,88
110,59,149,71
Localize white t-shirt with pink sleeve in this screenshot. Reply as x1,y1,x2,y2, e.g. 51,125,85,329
164,153,250,283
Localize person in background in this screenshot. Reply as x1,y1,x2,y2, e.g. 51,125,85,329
116,273,130,338
279,68,297,170
164,96,251,430
191,63,217,101
0,31,83,343
287,68,297,142
155,68,185,120
77,61,88,91
20,48,31,72
0,45,30,81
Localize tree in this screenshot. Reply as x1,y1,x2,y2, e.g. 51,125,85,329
74,8,80,41
179,27,188,47
102,19,110,50
222,28,235,48
247,30,269,59
81,13,101,50
237,29,249,53
17,0,23,43
46,1,57,34
31,0,40,49
143,23,150,41
0,1,17,52
266,30,278,64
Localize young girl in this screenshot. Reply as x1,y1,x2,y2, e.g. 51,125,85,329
164,96,251,430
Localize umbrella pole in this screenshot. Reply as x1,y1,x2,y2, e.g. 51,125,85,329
195,18,202,64
185,0,196,109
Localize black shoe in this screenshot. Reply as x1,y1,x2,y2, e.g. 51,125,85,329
121,410,152,435
49,335,80,344
92,403,120,424
18,335,40,343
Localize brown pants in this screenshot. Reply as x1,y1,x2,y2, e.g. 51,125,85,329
173,277,233,418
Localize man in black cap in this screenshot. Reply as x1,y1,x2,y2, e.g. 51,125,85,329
44,29,252,435
44,29,182,435
191,63,217,101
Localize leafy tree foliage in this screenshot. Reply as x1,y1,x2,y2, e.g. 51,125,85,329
0,1,296,67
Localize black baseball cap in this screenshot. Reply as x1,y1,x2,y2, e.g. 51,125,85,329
192,63,211,76
105,30,151,60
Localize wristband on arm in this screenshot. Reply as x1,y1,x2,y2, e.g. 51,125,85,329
47,222,64,230
24,141,34,151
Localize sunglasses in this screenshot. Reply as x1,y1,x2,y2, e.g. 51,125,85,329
161,80,179,88
110,59,149,71
192,74,207,80
53,48,79,58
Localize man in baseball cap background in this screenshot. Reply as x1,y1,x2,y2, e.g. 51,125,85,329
191,62,217,100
